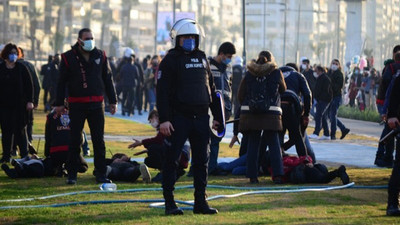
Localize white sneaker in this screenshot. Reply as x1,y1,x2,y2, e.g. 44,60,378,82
319,135,330,140
308,134,319,139
140,164,151,183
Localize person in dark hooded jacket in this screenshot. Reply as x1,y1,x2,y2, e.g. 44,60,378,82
279,63,314,161
237,50,286,184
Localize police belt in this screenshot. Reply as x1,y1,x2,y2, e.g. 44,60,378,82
240,105,282,114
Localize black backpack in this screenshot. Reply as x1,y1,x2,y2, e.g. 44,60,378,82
248,76,270,113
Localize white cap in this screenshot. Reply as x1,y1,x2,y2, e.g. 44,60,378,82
233,56,243,65
300,56,308,62
124,47,134,58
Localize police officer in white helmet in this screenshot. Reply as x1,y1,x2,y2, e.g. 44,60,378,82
156,18,222,215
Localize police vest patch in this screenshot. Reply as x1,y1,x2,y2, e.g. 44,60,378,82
157,70,162,79
95,58,100,64
60,114,70,126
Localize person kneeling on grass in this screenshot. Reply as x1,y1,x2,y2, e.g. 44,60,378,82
269,154,350,185
128,110,189,182
102,153,151,183
2,154,88,178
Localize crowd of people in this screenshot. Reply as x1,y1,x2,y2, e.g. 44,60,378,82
0,19,400,216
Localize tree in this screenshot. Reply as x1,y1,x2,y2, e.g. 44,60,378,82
2,0,10,43
53,0,67,54
228,23,242,44
27,0,42,62
122,0,139,43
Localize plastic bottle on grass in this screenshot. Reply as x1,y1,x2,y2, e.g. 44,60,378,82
100,183,117,191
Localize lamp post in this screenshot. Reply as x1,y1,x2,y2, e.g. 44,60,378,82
242,0,246,66
245,1,286,65
282,0,287,65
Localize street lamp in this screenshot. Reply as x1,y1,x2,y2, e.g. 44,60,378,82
245,1,287,64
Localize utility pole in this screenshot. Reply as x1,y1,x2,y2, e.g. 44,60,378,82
154,0,159,55
173,0,176,23
282,0,287,65
295,3,301,64
242,0,246,66
337,3,340,59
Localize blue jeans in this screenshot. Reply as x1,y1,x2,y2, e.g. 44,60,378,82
218,154,247,175
147,88,156,112
208,135,222,173
246,130,283,179
329,96,347,137
313,101,330,136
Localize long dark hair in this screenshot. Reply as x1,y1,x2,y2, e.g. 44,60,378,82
0,43,19,60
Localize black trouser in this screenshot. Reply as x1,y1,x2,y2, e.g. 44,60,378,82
135,85,143,112
0,108,28,160
108,162,141,182
388,138,400,206
122,87,135,115
43,89,50,110
143,87,149,111
144,144,166,170
67,106,106,175
27,110,33,142
162,114,209,195
304,164,337,183
280,103,307,156
48,152,88,176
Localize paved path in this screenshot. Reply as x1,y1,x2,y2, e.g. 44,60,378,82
29,106,385,168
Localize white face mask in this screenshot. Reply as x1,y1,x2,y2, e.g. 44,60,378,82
79,39,95,52
150,119,159,128
313,72,318,78
331,64,338,71
301,64,307,70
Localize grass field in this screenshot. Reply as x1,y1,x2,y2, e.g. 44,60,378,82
0,109,398,224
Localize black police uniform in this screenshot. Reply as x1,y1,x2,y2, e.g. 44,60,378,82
55,43,117,180
156,47,221,214
386,63,400,215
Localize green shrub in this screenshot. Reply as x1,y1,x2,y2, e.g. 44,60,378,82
338,105,381,122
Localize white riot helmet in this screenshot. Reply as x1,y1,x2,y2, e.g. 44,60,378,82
170,18,204,49
124,47,135,58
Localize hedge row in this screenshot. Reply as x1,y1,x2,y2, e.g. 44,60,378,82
337,105,381,123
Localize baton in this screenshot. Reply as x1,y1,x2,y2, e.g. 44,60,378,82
379,126,400,144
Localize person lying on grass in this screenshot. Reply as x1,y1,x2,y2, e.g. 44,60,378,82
128,110,189,182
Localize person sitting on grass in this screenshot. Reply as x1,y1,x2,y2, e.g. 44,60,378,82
45,104,89,176
103,153,151,183
128,110,189,182
1,154,88,178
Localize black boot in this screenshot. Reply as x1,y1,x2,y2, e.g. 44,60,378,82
193,193,218,214
163,192,183,215
338,165,350,185
387,191,400,216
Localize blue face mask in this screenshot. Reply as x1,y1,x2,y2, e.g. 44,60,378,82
80,39,95,52
182,39,195,52
8,53,17,63
222,58,232,65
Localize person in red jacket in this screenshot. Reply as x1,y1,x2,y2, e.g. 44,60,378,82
128,110,189,182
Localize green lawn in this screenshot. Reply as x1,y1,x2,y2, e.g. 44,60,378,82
0,105,398,224
0,166,396,224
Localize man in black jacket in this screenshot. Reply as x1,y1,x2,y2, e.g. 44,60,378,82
279,64,313,160
55,28,117,185
385,51,400,216
157,19,222,215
